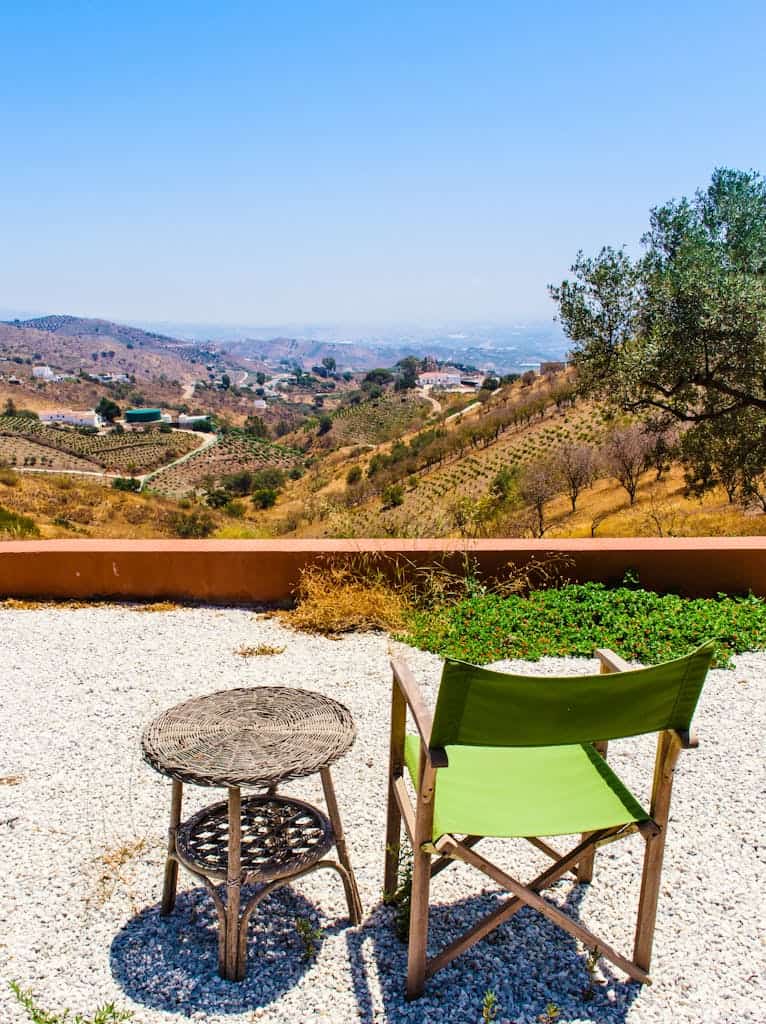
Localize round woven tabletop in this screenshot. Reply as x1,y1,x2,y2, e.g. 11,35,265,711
141,686,356,788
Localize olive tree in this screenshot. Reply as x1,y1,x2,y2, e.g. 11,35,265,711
550,168,766,424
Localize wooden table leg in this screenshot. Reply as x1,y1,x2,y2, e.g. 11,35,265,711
321,767,362,924
221,785,243,981
161,779,183,915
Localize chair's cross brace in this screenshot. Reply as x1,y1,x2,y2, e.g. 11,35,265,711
435,833,651,985
429,835,481,877
425,828,614,978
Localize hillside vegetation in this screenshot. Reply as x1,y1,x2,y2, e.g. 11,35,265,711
0,416,201,474
147,430,303,498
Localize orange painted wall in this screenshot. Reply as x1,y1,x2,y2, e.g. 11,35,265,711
1,538,765,603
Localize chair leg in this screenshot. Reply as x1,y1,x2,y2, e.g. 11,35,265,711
634,730,680,972
161,779,183,915
406,842,431,1000
384,671,407,899
384,769,403,900
633,829,668,972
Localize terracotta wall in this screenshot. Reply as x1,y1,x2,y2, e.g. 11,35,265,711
1,538,765,603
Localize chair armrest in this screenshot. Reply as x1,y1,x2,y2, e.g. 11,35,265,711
390,656,449,768
595,648,633,674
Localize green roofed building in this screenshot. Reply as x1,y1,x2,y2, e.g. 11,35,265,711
125,408,162,424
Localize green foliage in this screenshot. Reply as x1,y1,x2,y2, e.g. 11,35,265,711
403,579,766,668
382,483,404,508
346,464,362,486
169,509,215,538
481,989,498,1022
96,397,121,423
0,504,40,538
252,487,278,509
294,916,324,960
243,415,269,438
383,841,413,942
363,367,394,389
551,168,766,496
10,981,133,1024
205,487,231,508
251,467,286,491
111,477,141,492
317,415,332,436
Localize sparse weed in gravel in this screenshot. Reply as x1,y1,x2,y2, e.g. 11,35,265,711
537,1003,560,1024
582,945,603,1000
294,916,324,960
0,774,24,785
9,981,133,1024
94,838,148,905
237,643,286,657
383,840,413,942
481,989,498,1021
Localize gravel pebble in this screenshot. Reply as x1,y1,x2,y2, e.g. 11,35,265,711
0,606,763,1024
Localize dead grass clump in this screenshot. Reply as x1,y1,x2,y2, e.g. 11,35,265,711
237,643,286,657
0,466,19,486
285,557,411,635
95,837,148,905
0,774,24,786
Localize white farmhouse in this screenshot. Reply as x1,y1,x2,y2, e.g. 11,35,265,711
40,409,103,428
32,365,55,381
417,369,462,388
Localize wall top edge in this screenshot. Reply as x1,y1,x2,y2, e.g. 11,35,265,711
0,537,765,554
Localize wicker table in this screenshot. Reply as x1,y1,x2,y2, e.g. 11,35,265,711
142,686,362,981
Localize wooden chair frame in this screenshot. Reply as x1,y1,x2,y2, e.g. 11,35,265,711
384,652,698,1000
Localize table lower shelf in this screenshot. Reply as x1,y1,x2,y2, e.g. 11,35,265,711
163,785,362,981
175,793,334,884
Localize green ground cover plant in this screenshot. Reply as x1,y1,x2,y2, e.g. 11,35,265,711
402,578,766,668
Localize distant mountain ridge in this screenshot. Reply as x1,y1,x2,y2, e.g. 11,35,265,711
3,312,569,373
6,314,186,350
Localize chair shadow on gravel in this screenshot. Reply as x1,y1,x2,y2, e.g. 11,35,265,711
110,884,347,1016
347,882,642,1024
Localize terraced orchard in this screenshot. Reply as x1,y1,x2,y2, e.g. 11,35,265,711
329,394,431,446
340,402,607,536
148,431,304,498
0,417,201,473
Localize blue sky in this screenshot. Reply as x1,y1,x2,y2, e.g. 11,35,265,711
1,1,764,326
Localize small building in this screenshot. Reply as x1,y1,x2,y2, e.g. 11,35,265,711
178,413,211,427
125,408,162,424
32,365,55,381
417,369,462,388
40,409,103,428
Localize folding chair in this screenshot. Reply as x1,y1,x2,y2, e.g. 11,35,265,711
383,642,714,999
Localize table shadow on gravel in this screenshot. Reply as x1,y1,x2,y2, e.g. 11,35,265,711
110,885,348,1015
350,885,641,1024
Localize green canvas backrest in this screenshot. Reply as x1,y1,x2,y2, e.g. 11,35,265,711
429,642,715,748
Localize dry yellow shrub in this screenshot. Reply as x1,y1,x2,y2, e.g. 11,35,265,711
284,559,411,635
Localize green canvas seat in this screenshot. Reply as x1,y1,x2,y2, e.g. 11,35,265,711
403,736,648,840
384,642,715,1000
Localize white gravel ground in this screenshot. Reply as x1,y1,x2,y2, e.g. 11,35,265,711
0,606,763,1024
